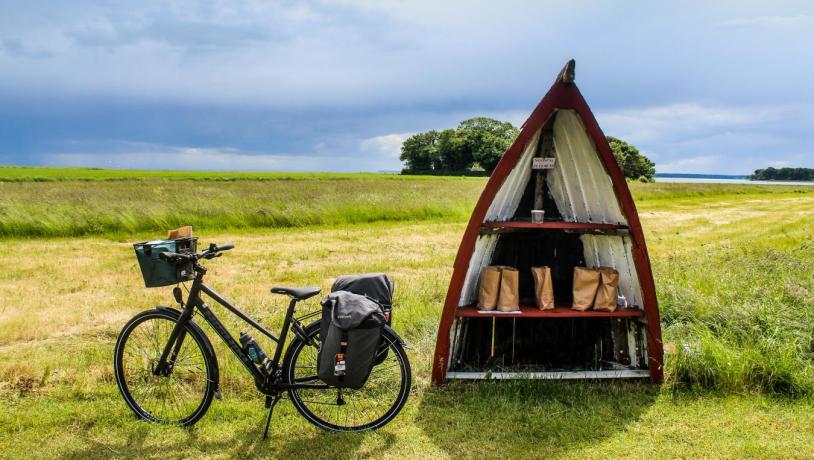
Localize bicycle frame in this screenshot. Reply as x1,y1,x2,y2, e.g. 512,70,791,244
154,266,329,395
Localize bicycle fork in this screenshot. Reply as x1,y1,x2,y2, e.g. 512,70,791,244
154,304,194,376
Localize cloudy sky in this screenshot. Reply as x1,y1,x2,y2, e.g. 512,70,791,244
1,1,812,174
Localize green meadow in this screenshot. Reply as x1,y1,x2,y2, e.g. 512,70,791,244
2,167,814,458
0,167,483,237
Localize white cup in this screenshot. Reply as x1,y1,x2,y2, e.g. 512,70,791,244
531,210,545,223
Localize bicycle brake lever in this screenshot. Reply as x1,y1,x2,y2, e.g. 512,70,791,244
172,286,184,306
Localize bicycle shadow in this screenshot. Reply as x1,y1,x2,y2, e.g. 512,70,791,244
275,428,396,459
61,404,393,459
415,379,659,457
228,410,396,459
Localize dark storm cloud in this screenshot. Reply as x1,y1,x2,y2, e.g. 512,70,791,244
0,1,812,173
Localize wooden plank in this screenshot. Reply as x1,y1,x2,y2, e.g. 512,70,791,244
556,59,576,84
481,221,627,230
533,124,554,211
446,369,650,380
455,306,644,318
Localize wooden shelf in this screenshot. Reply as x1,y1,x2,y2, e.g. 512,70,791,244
455,306,644,318
482,220,627,231
447,369,650,380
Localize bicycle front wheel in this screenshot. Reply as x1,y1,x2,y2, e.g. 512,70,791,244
283,322,411,431
114,308,217,426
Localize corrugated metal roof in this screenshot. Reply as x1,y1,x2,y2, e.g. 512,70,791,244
459,233,499,306
484,128,541,222
580,234,643,308
548,110,627,225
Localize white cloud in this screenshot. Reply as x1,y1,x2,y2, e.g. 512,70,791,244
598,103,788,144
0,38,54,59
657,155,721,173
45,148,286,171
722,15,814,28
40,142,386,172
597,102,814,174
360,132,413,158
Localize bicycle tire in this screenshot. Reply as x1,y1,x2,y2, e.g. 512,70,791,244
282,321,411,431
114,307,218,426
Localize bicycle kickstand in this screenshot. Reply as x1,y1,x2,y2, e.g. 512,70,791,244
263,394,282,439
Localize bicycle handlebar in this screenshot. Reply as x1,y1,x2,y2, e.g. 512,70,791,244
201,242,234,259
158,251,187,262
158,242,235,263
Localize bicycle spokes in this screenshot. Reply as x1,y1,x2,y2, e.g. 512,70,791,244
288,331,409,430
118,314,211,424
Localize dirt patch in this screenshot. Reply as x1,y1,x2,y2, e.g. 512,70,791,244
0,363,46,397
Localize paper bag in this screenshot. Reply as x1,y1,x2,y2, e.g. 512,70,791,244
531,266,555,310
497,267,520,312
593,267,619,312
477,266,502,310
572,267,600,311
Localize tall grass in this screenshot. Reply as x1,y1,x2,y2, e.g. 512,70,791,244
0,166,439,181
2,168,813,238
660,244,814,395
628,181,814,201
0,178,483,237
641,192,814,396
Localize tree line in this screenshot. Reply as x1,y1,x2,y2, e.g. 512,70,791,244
400,117,655,181
399,117,518,175
750,167,814,181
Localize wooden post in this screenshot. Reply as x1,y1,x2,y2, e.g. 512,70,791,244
557,59,576,84
490,317,496,358
533,123,555,211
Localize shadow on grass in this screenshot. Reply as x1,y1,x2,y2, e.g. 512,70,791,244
278,429,396,458
416,379,659,457
60,403,391,459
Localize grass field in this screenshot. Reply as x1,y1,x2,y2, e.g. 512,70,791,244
0,166,427,181
2,168,814,458
2,167,812,238
0,168,483,237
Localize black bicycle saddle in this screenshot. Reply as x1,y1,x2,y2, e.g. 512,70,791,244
270,286,321,300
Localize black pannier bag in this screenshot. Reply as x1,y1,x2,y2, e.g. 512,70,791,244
331,273,394,364
318,291,386,389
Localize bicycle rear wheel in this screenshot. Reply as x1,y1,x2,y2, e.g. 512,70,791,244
283,322,411,431
114,308,217,426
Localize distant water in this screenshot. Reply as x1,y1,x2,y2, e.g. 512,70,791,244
655,177,814,186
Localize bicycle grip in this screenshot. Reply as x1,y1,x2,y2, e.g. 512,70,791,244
159,251,182,261
218,243,235,251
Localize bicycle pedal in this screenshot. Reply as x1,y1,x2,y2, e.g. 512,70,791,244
214,388,222,400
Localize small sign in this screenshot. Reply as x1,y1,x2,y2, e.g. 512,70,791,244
334,354,346,375
532,157,556,170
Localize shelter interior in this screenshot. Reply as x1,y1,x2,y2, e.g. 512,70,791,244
447,110,651,378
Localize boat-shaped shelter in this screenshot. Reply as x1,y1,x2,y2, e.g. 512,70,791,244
431,60,664,384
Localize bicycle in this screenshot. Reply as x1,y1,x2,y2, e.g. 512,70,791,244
114,242,411,435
